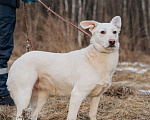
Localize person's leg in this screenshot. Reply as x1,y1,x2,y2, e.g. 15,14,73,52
0,4,16,105
0,60,9,97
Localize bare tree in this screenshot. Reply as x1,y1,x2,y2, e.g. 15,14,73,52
82,0,86,20
141,0,150,53
123,0,127,31
93,0,97,20
59,0,63,16
65,0,69,36
33,3,40,41
148,1,150,34
71,0,76,40
97,0,104,22
78,0,82,46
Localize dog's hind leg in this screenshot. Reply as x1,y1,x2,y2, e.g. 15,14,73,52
30,88,49,120
8,68,38,120
15,89,33,120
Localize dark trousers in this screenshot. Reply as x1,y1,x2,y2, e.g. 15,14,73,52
0,4,16,97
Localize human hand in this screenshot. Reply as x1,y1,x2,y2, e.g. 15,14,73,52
22,0,38,3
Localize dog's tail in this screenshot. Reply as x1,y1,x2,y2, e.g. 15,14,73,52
7,63,37,115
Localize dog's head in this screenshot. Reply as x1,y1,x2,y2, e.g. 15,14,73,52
80,16,121,53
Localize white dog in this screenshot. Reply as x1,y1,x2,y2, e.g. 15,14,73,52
7,16,121,120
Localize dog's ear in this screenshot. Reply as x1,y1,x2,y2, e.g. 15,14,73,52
80,21,98,33
111,16,121,30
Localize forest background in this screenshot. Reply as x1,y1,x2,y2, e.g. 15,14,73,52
13,0,150,62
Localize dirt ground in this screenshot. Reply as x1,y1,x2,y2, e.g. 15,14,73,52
1,57,150,120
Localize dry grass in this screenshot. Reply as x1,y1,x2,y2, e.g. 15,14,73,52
1,92,150,120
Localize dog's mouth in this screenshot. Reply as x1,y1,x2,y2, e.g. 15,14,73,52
104,45,116,52
102,43,116,49
104,44,116,49
108,44,115,48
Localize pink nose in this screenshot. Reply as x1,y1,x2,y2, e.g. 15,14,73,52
109,39,115,45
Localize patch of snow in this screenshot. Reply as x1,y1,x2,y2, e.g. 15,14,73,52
132,62,138,66
136,69,147,74
139,90,150,93
123,67,138,72
119,62,149,68
139,63,149,68
116,67,147,74
139,90,150,96
118,62,149,74
119,62,132,66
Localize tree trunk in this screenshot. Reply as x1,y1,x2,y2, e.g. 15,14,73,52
33,3,40,41
148,0,150,35
93,0,97,20
64,0,69,36
71,0,76,40
59,0,63,16
141,0,150,53
98,0,104,22
78,0,82,46
82,0,86,20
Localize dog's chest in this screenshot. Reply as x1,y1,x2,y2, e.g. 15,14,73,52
86,49,118,97
86,50,118,74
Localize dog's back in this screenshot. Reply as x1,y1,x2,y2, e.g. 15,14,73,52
7,48,89,97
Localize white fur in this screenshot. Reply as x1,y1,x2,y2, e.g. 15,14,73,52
7,16,121,120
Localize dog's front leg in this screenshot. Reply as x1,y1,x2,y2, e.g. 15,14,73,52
89,96,101,120
89,83,110,120
67,90,87,120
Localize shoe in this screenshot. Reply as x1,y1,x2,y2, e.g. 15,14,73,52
0,95,15,106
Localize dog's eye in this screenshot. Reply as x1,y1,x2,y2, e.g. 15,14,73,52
100,31,106,34
113,31,117,34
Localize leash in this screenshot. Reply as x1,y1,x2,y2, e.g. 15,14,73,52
38,0,91,38
23,1,91,52
23,3,34,52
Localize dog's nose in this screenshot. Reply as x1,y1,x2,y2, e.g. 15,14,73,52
109,39,115,45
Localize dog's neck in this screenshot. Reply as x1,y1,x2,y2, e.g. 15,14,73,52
85,44,119,72
86,44,118,56
90,43,118,54
93,44,100,53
